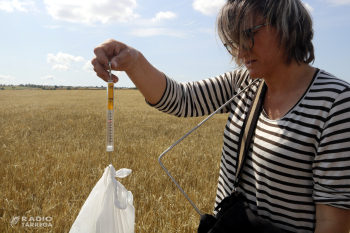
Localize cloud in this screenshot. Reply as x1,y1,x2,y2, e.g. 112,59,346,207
40,75,57,80
0,75,15,80
303,2,314,12
83,61,94,73
43,25,80,32
58,79,65,82
0,75,15,83
151,11,177,22
47,52,84,70
52,64,70,71
326,0,350,5
0,0,36,13
43,0,139,24
47,52,84,64
192,0,225,16
128,28,188,37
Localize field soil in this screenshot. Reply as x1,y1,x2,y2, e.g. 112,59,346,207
0,90,229,232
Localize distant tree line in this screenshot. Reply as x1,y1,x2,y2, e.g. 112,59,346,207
0,84,138,90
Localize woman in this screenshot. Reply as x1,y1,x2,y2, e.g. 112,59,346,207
91,0,350,232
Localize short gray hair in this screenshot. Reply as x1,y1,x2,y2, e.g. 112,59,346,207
217,0,315,66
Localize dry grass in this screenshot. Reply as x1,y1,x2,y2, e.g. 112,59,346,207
0,89,229,232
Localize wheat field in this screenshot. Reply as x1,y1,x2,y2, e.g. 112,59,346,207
0,89,229,232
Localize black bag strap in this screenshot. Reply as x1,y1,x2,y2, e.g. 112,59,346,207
232,79,266,193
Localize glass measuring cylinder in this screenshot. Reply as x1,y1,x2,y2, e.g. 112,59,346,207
106,80,114,152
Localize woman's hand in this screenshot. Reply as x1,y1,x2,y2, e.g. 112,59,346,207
91,39,139,83
91,39,166,105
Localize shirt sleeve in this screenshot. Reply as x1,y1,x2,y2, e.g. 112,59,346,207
146,69,250,117
313,87,350,209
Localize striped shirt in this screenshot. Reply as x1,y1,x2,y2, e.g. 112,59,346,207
148,68,350,233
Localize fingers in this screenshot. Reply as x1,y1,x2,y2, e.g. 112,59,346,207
110,59,118,70
111,74,119,83
91,56,107,81
93,46,110,70
92,39,136,83
93,39,126,69
110,46,138,72
91,56,119,83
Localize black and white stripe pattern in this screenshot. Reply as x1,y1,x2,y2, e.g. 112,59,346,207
148,69,350,233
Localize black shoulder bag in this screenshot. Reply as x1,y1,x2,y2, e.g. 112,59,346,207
198,80,286,233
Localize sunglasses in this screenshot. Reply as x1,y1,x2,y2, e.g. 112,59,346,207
224,23,268,56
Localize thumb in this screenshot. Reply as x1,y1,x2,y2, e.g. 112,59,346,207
111,57,118,70
110,46,138,72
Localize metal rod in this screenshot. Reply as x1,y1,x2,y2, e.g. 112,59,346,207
158,78,259,216
109,62,112,81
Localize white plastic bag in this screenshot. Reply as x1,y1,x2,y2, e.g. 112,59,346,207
70,165,135,233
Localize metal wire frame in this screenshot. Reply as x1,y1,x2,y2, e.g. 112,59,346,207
158,78,259,216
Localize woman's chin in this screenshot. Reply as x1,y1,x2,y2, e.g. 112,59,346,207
246,69,262,79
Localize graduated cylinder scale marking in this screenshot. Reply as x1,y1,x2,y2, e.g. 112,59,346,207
106,62,114,164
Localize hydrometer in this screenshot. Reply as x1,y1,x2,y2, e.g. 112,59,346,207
106,62,114,164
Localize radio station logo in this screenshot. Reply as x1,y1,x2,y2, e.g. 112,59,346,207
10,216,53,228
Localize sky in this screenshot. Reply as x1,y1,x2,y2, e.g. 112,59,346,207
0,0,349,88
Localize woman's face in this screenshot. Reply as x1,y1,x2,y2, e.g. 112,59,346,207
237,14,285,79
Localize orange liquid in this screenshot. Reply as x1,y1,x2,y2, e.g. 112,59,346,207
108,83,114,110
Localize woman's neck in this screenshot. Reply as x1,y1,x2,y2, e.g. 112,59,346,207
262,62,316,120
263,62,315,97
